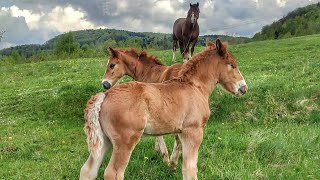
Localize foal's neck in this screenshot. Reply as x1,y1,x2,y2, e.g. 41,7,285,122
121,54,138,79
123,54,166,82
135,62,167,83
182,54,220,98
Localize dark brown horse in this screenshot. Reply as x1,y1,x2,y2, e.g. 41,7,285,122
172,2,200,63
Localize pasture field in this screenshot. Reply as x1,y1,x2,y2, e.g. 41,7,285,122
0,35,319,179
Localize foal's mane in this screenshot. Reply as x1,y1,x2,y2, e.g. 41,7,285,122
178,46,216,82
118,48,165,66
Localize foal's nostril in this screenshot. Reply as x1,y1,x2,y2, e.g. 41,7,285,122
239,85,247,94
102,81,111,90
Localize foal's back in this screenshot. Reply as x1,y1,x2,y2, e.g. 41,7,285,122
100,80,209,135
161,64,182,82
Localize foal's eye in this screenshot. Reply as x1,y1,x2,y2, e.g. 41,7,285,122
109,64,115,69
230,64,236,69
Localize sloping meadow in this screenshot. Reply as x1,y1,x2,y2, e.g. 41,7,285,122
0,35,319,179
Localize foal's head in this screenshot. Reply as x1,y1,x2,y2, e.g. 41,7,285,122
209,39,248,96
102,47,138,89
188,2,200,24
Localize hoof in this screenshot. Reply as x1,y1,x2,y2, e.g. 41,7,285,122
183,58,188,63
163,156,170,165
169,161,178,171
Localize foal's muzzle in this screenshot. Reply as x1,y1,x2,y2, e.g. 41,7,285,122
238,85,248,95
102,81,111,90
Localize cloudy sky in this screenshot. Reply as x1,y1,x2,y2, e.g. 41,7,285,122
0,0,319,49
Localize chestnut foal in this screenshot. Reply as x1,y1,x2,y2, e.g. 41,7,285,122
80,39,247,180
101,48,183,169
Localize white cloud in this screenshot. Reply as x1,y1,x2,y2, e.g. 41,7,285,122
155,0,175,14
44,6,105,33
1,6,44,30
1,5,105,33
277,0,288,7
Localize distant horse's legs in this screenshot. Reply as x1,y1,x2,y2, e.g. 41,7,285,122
182,38,191,63
104,130,143,180
169,134,182,170
155,136,170,165
80,136,111,180
181,128,203,180
172,40,177,63
190,38,198,57
179,41,184,54
179,41,186,62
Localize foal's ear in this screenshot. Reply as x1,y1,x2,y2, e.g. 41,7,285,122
190,3,192,7
108,47,118,57
216,39,227,56
206,38,215,47
196,2,199,7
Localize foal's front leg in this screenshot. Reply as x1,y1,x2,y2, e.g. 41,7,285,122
154,136,170,165
181,128,203,180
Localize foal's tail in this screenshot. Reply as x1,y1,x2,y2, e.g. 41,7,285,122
84,92,106,158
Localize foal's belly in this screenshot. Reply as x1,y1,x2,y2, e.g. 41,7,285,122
143,114,182,136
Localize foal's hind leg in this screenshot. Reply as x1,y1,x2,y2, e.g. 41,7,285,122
181,128,203,180
169,134,182,170
104,130,143,180
155,136,170,165
80,136,111,180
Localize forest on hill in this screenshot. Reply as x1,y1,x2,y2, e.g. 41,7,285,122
253,3,320,40
0,28,249,59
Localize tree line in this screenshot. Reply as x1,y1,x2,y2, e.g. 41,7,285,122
253,3,320,40
0,28,248,63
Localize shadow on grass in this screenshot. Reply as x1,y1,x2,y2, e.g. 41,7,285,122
1,84,103,125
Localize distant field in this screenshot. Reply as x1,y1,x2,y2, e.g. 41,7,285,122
0,35,319,179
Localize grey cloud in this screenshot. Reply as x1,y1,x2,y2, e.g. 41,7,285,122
0,9,59,49
1,0,320,49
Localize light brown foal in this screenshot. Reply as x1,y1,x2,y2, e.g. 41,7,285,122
101,48,183,169
80,39,248,180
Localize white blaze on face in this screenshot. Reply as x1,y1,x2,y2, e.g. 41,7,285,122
235,71,247,95
102,58,113,85
228,65,247,95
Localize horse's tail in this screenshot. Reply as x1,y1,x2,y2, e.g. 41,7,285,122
83,92,106,158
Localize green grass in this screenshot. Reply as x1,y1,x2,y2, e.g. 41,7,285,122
1,34,319,179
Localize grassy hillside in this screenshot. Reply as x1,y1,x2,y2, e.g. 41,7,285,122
0,34,319,179
253,3,320,40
